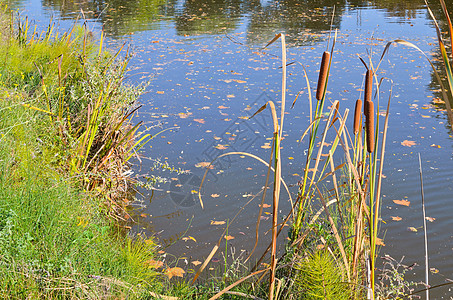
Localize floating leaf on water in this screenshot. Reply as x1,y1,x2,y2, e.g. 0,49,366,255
156,91,164,94
260,204,271,208
194,119,205,124
218,105,229,109
165,267,185,279
391,216,402,221
211,194,220,198
178,112,192,119
191,260,202,266
211,220,226,225
224,235,235,240
432,98,445,104
401,140,416,147
408,227,418,232
425,217,436,222
195,162,213,169
393,199,410,206
215,144,228,150
316,141,331,147
182,236,197,242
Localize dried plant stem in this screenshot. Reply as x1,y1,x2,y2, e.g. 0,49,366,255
419,153,429,300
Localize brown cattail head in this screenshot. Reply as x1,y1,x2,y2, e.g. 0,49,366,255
365,100,375,153
364,69,373,103
353,99,362,135
331,101,340,121
316,51,331,101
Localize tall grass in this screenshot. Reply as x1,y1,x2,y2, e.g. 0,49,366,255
0,5,179,298
0,89,165,298
0,8,156,221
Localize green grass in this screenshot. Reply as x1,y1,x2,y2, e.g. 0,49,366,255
0,93,164,298
0,5,177,298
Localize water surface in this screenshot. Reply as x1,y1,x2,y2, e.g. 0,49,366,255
11,0,453,297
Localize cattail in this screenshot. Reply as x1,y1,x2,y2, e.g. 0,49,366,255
364,69,373,103
331,101,340,122
353,99,362,135
365,99,374,153
316,51,331,101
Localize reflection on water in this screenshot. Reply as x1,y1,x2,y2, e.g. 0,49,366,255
9,0,453,297
15,0,442,40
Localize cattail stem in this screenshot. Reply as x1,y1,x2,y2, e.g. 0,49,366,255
365,100,374,153
316,51,331,101
353,99,362,135
364,69,373,103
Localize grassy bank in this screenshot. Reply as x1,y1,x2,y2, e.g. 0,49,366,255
0,5,173,298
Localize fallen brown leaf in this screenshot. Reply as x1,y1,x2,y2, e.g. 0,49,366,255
215,144,228,150
191,260,202,266
145,259,163,269
393,199,410,207
165,267,185,279
224,235,235,241
375,238,385,246
211,220,226,225
401,140,416,147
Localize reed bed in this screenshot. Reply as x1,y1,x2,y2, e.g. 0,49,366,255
190,27,397,299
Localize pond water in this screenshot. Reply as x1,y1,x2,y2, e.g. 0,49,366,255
11,0,453,297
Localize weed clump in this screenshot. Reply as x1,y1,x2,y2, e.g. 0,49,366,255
294,250,352,299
